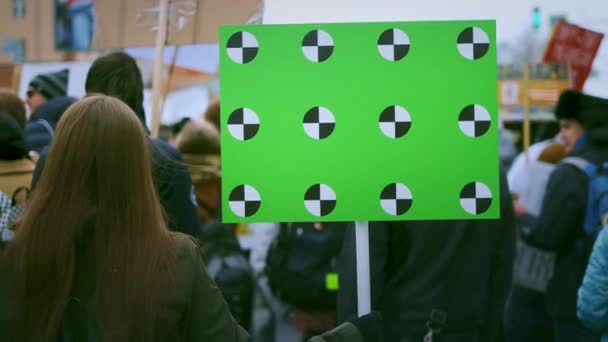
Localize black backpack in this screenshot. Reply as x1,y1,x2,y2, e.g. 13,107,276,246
265,222,346,311
200,221,254,331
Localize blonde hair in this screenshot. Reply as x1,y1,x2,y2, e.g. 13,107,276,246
177,119,221,183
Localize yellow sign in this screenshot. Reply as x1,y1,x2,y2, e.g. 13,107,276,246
499,79,570,106
498,64,569,107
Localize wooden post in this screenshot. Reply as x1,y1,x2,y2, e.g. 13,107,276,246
523,64,531,153
161,46,179,117
11,64,22,93
150,0,170,138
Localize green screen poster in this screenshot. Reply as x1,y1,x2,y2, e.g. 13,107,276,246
220,20,499,223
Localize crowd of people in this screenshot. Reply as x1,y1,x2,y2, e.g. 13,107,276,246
1,51,608,342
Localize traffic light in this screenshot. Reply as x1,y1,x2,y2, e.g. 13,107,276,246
532,7,541,30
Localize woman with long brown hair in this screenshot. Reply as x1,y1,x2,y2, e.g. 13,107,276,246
0,95,248,342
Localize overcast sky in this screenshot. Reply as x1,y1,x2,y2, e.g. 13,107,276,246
264,0,607,42
264,0,608,96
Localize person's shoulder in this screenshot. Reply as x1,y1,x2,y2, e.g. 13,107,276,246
24,119,44,133
575,144,608,166
23,122,51,153
172,232,201,260
32,96,77,122
587,228,608,272
150,138,180,156
45,96,77,108
547,158,589,188
528,140,551,156
0,158,35,174
170,233,206,287
597,227,608,247
149,138,184,161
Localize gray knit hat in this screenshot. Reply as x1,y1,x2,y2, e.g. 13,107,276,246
29,69,69,100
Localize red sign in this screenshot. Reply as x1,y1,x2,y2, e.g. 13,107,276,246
542,20,604,91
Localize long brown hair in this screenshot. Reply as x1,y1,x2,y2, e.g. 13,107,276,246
3,95,179,341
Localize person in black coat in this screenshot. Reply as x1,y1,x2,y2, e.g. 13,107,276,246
520,91,608,342
32,52,201,237
337,171,516,342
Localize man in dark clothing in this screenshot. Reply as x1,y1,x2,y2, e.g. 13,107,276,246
337,171,516,342
521,91,608,341
25,69,69,114
25,96,77,153
32,52,200,237
23,69,73,153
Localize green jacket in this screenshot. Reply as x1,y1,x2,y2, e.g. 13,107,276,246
0,234,250,341
155,234,250,341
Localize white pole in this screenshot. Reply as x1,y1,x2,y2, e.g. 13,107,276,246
355,221,371,317
150,0,170,138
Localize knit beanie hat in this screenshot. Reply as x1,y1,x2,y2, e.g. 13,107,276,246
29,69,69,100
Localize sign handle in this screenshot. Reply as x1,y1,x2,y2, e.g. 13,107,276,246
355,221,371,317
523,63,531,153
150,0,170,138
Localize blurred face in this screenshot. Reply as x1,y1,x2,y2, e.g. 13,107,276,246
559,119,585,153
25,87,48,114
194,180,221,221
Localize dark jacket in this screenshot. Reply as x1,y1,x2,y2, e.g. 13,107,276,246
0,234,249,341
337,171,515,342
523,116,608,322
24,96,77,153
32,139,201,236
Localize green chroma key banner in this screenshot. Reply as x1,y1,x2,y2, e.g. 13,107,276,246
219,20,499,223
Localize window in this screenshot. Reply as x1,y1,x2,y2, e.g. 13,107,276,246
3,38,26,63
13,0,26,18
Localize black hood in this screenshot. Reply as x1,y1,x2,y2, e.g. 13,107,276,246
0,112,27,160
30,96,77,128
